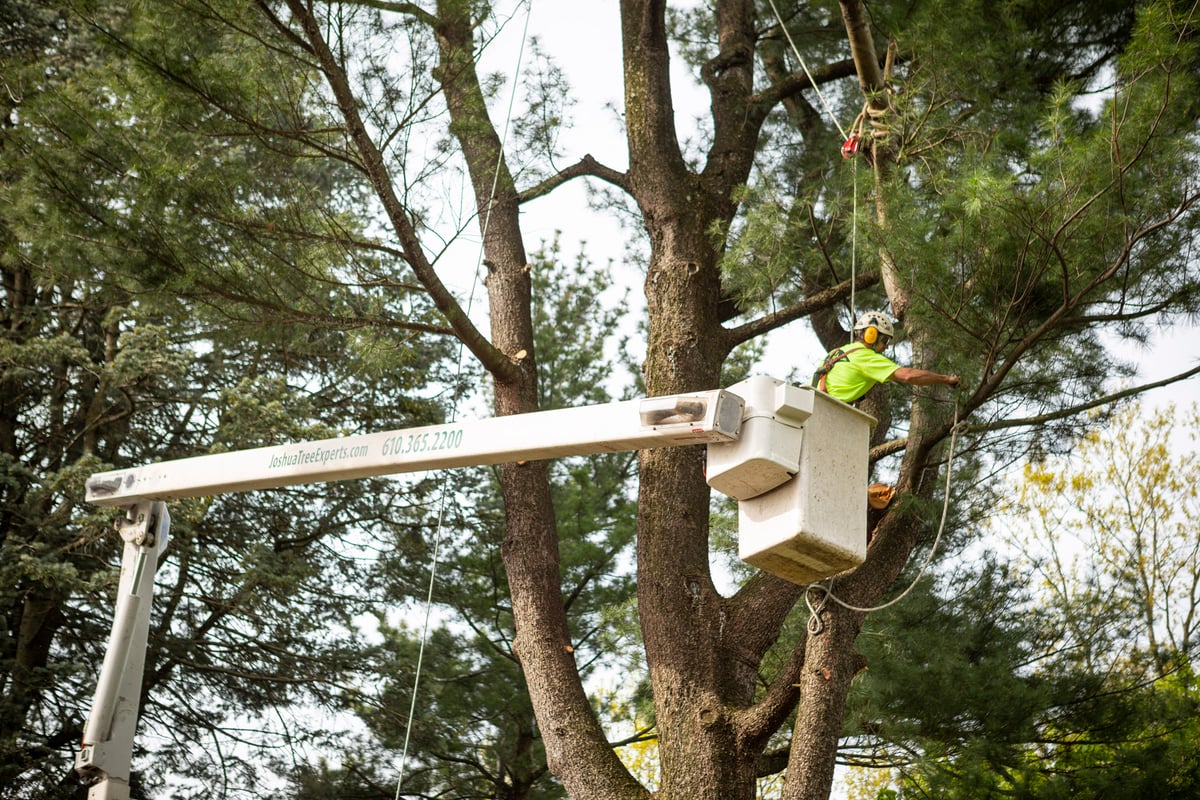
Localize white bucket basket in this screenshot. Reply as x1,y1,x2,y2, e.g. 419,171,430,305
707,377,876,585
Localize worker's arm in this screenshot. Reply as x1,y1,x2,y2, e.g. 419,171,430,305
891,367,960,388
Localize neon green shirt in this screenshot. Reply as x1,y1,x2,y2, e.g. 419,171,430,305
819,342,900,403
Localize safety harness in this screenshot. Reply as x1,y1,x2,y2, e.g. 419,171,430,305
812,342,866,393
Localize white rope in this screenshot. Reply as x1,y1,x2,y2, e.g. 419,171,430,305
393,2,534,797
805,402,960,630
766,0,848,140
766,0,868,325
850,158,858,322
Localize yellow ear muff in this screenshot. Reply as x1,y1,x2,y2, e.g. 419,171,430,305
863,326,878,345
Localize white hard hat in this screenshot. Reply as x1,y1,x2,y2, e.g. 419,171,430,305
853,311,895,339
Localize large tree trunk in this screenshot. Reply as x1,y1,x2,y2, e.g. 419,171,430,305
432,4,649,798
294,1,957,797
621,1,775,797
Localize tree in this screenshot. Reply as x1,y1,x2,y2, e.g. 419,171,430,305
866,402,1200,798
1,2,450,795
120,1,1200,798
1013,402,1200,675
13,1,1200,798
288,241,645,800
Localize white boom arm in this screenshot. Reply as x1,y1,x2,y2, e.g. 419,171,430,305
76,502,169,800
74,378,873,798
84,390,743,507
75,389,742,798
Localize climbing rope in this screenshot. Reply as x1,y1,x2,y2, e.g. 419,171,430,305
849,153,858,322
766,0,848,140
843,107,870,321
804,401,961,634
393,3,534,797
766,0,872,322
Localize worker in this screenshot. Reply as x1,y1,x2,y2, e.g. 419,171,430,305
814,311,960,404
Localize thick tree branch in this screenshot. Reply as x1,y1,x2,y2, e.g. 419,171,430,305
838,0,887,104
517,154,631,203
969,364,1200,433
731,626,807,750
837,0,909,319
721,270,880,352
750,57,859,116
341,0,436,26
868,363,1200,462
280,1,514,381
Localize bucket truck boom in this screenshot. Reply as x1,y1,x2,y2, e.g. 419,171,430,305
74,378,873,798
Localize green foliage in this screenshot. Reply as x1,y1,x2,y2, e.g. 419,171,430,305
717,1,1199,459
4,1,1200,798
845,404,1200,799
531,236,638,408
844,560,1053,760
891,668,1200,800
294,243,641,799
0,1,451,796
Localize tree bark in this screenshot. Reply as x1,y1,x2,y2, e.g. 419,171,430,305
432,3,647,798
621,2,792,797
282,4,964,799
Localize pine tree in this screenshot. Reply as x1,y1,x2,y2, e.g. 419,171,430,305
7,1,1200,798
1,1,448,795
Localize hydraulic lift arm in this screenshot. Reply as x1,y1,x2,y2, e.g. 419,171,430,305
75,503,170,800
83,390,744,507
73,378,872,798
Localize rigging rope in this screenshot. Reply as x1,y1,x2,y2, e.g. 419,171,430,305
766,0,868,321
393,2,534,797
766,0,848,140
850,156,858,322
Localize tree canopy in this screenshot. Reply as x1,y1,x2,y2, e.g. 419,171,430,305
849,403,1200,799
